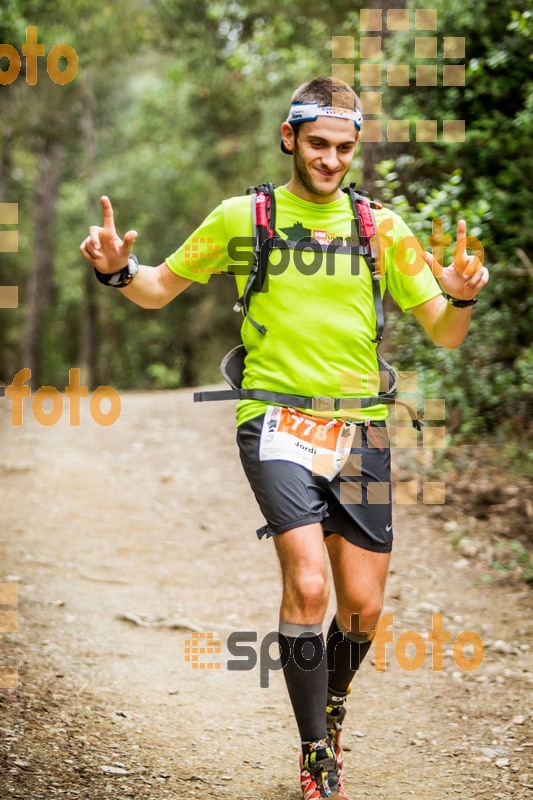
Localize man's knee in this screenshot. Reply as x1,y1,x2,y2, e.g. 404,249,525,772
339,598,384,636
288,571,329,613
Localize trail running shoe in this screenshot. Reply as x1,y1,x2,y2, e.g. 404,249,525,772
300,738,347,800
326,702,347,777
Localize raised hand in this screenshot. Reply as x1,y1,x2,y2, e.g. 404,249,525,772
425,219,489,301
79,196,138,274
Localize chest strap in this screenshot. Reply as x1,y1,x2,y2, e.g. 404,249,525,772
193,387,421,429
233,183,384,341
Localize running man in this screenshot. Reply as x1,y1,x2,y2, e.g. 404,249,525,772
80,77,488,800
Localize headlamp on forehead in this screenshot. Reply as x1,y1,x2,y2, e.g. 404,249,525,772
287,103,363,129
281,102,363,154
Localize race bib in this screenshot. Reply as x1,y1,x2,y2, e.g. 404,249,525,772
259,406,356,480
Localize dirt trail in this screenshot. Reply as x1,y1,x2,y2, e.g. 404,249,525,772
1,388,532,800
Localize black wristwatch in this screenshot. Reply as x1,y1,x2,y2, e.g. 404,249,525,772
442,292,477,308
94,254,139,287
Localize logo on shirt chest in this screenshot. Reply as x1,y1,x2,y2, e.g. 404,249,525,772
278,221,353,246
312,229,329,244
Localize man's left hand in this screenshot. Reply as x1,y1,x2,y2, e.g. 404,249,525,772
424,219,489,300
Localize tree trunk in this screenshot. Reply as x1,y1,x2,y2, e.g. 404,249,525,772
23,139,63,387
360,0,407,358
362,0,407,192
0,128,14,202
79,77,100,389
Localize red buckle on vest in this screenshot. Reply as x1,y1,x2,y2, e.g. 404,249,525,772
255,193,273,236
357,200,375,240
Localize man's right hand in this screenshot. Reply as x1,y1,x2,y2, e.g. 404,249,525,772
79,196,138,274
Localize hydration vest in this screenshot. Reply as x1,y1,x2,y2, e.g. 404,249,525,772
193,183,421,428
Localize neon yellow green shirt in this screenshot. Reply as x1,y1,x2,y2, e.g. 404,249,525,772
165,187,441,426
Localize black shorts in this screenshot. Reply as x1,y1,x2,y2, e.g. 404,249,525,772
236,413,393,553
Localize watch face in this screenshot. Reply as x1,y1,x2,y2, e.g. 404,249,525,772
109,263,134,286
94,256,138,287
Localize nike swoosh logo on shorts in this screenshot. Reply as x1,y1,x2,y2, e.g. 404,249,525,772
386,523,392,531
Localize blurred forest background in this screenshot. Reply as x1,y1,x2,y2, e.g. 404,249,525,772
0,0,532,457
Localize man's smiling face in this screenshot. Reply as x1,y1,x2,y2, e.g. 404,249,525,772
282,116,360,203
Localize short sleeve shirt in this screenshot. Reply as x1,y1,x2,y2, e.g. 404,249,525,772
165,187,441,426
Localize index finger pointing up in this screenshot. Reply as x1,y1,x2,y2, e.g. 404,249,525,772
456,218,466,240
101,195,116,230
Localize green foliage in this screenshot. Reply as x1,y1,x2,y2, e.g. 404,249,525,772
0,0,531,463
371,0,533,443
376,160,532,436
0,0,28,41
490,539,533,585
385,0,533,263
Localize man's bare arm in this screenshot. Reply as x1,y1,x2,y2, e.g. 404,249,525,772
410,294,471,349
117,262,192,309
411,219,489,349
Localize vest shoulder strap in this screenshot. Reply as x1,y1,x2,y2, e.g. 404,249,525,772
235,181,385,342
342,183,384,343
233,183,276,335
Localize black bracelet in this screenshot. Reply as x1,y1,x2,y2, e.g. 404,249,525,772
442,292,478,308
94,254,139,287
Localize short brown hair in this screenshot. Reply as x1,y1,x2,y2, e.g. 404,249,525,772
291,76,361,112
